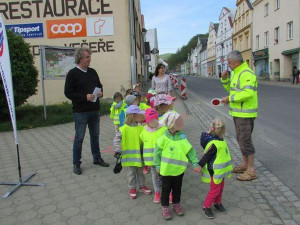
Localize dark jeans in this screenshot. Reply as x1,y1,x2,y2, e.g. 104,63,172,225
161,173,184,206
292,75,299,84
73,111,101,165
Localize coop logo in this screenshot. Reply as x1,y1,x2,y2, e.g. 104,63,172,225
0,23,4,57
46,18,86,39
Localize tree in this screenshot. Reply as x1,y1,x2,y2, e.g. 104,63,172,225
0,29,38,119
168,33,208,70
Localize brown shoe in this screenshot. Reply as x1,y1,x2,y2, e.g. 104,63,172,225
232,166,247,173
237,170,257,181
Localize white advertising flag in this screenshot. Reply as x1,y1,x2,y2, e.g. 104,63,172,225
0,14,18,145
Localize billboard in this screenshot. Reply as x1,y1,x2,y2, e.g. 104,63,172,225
5,23,43,38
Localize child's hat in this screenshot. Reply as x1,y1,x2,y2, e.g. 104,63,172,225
154,94,176,107
124,95,136,106
159,111,180,129
126,105,145,115
145,108,158,123
130,91,141,97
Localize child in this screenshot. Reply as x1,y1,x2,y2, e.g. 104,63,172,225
110,92,126,133
197,118,233,219
133,83,142,93
125,89,133,97
119,94,140,127
139,92,151,111
114,105,152,199
154,94,176,120
140,108,167,203
154,111,200,220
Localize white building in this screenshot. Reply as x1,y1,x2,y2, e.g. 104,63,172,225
200,43,208,77
252,0,299,81
216,7,236,76
196,38,208,76
145,28,159,73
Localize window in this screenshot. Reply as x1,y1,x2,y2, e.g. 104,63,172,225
264,31,269,46
287,22,293,40
264,3,269,16
246,13,249,25
246,36,249,49
275,0,280,10
274,27,279,43
256,35,260,49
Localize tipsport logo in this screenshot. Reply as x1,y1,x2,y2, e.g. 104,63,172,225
0,23,4,57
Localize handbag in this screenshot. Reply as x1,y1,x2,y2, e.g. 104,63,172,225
113,156,122,174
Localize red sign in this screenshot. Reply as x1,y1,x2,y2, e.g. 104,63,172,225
46,18,87,39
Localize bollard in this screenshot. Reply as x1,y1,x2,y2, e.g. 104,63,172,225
180,76,187,100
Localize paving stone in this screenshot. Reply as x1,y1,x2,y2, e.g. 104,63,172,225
62,207,80,218
93,218,114,225
66,215,87,225
42,213,62,224
237,201,256,210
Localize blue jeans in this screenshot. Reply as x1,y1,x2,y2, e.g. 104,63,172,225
73,111,101,165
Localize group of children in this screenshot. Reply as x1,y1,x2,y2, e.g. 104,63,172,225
110,85,233,220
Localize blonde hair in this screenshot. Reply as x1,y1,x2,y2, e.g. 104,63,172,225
125,114,135,125
210,118,226,137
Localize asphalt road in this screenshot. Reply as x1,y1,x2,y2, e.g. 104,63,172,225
186,76,300,197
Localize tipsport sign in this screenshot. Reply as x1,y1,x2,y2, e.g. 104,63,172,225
46,17,114,39
5,23,44,38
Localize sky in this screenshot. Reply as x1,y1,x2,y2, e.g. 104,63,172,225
141,0,237,55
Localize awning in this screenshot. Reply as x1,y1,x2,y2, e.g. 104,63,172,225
282,48,300,55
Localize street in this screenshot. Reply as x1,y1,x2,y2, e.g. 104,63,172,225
186,76,300,197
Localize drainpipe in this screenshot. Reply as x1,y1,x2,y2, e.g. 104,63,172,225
128,0,136,86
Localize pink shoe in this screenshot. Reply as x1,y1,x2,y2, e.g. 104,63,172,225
140,186,152,195
143,166,149,174
173,203,184,216
129,189,137,199
169,192,173,203
162,206,172,220
154,192,161,203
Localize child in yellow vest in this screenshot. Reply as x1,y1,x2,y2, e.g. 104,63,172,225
139,92,151,111
154,94,177,120
110,92,126,133
197,118,233,219
140,108,167,203
114,105,152,199
154,111,200,220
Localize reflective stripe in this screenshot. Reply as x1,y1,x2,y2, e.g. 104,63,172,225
230,86,257,92
214,160,232,169
161,157,188,167
237,69,256,89
230,95,235,102
213,170,232,179
121,158,142,163
222,81,230,85
143,148,154,153
113,119,119,122
123,150,140,154
242,85,257,91
201,171,211,178
143,157,153,162
229,107,258,113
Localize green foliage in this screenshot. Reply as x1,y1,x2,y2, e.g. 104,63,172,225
0,102,111,132
0,29,39,118
168,33,208,69
159,53,172,61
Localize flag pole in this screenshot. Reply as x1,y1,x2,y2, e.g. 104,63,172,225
0,14,45,199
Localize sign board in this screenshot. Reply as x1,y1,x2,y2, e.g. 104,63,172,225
40,45,76,80
253,48,269,61
5,23,43,38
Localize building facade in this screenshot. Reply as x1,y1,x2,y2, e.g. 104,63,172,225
207,22,219,76
216,7,236,76
145,28,159,74
252,0,299,81
232,0,255,69
1,0,145,104
200,45,208,77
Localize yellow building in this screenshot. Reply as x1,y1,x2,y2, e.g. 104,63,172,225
1,0,146,105
232,0,255,68
207,22,219,76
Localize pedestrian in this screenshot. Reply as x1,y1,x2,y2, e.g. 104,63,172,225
140,108,167,203
110,92,126,133
114,105,152,199
154,111,200,220
154,94,176,120
292,66,300,84
64,47,109,175
152,63,172,95
119,91,141,127
198,118,233,219
221,50,258,181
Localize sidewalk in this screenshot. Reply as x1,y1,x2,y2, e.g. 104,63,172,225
0,96,299,224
